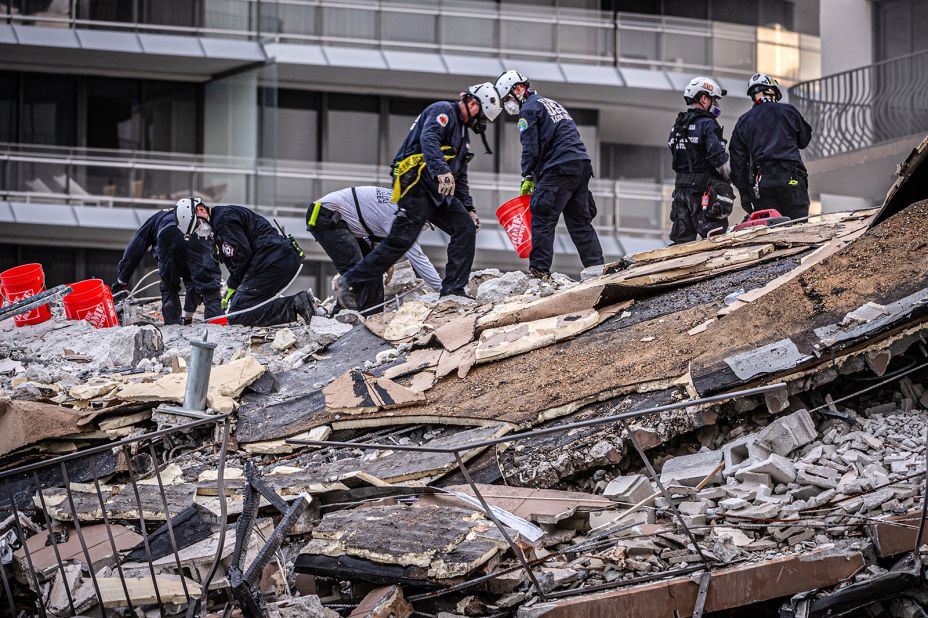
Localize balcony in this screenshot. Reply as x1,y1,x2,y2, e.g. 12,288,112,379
1,0,820,83
0,143,672,260
790,50,928,200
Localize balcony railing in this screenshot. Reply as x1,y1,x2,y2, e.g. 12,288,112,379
0,143,672,238
790,49,928,160
0,0,820,82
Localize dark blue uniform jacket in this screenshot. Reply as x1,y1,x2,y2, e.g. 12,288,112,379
209,205,290,291
730,101,812,195
117,209,219,291
518,92,589,180
667,110,729,178
392,100,474,211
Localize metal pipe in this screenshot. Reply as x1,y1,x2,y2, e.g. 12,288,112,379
184,333,216,412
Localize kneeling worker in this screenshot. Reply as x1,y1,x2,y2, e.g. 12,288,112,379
114,208,222,325
307,185,443,312
667,76,735,243
174,198,314,326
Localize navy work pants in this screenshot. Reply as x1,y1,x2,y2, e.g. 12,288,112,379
228,246,301,326
341,177,475,296
310,208,384,312
529,159,604,274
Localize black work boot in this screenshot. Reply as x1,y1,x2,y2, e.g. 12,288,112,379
333,278,360,311
529,268,552,283
293,290,315,323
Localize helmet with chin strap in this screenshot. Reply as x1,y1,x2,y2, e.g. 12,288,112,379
466,82,502,122
683,76,726,105
747,73,782,101
174,197,206,238
495,70,531,115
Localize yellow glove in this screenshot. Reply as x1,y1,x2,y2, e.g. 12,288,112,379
519,179,536,196
221,288,236,311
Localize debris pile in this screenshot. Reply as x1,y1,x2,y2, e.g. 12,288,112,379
3,141,928,617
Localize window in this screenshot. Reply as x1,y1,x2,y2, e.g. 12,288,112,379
0,72,17,143
265,89,320,162
22,74,77,146
325,94,379,165
87,78,142,150
145,81,197,154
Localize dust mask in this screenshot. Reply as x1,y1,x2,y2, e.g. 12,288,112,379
194,219,213,239
504,99,521,116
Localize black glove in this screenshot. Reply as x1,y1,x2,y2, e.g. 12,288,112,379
112,280,129,294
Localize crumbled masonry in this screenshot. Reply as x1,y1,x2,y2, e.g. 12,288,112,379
4,139,928,617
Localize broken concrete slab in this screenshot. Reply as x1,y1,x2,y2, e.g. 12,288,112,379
603,475,654,507
735,453,797,485
323,369,426,414
14,523,141,583
659,450,722,487
298,504,507,580
114,356,265,412
0,398,88,457
532,548,865,617
37,483,196,523
754,409,817,456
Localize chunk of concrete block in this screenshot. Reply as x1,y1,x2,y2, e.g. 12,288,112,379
589,508,651,529
735,453,797,485
720,434,771,477
603,474,654,506
754,409,817,457
659,450,723,487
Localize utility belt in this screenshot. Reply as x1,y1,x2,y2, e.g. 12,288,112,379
675,173,733,219
390,146,457,203
751,160,807,199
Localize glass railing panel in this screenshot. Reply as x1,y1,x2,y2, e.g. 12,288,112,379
440,13,498,50
4,159,69,198
79,163,133,200
275,1,318,37
203,0,253,32
711,21,755,75
499,17,556,55
382,9,438,45
134,168,197,203
196,171,249,204
557,22,614,60
322,4,377,42
758,40,800,81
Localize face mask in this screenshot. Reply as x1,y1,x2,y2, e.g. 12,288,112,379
504,99,521,116
194,218,213,239
710,105,721,117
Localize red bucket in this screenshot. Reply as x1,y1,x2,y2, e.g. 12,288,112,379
62,279,119,328
0,263,52,327
496,195,533,259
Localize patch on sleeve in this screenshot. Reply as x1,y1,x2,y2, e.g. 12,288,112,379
221,242,235,258
517,118,528,132
436,113,449,127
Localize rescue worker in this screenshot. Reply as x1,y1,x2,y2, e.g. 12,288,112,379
667,76,734,243
174,198,314,326
334,83,501,310
113,208,221,325
307,185,443,312
730,73,813,220
494,70,604,280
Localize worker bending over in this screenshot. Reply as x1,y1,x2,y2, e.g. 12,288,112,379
730,73,813,220
495,70,604,280
335,83,501,309
174,198,314,326
667,77,735,243
307,186,443,312
114,208,221,325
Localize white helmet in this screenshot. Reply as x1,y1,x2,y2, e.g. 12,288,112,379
174,197,205,238
683,76,726,104
747,73,782,101
467,82,501,122
495,69,530,100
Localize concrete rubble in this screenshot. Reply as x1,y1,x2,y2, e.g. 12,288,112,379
3,141,928,617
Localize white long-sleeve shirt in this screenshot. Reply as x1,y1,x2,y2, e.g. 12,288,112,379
316,186,443,292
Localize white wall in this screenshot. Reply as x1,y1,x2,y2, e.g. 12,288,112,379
820,0,873,74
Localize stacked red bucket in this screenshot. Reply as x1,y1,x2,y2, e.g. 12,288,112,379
62,279,119,328
0,264,52,327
